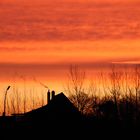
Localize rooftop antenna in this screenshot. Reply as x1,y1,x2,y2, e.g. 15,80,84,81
33,77,49,90
33,78,50,104
3,86,11,117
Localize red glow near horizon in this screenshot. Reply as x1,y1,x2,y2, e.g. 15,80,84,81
0,0,140,95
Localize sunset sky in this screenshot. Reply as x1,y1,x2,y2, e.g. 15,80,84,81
0,0,140,93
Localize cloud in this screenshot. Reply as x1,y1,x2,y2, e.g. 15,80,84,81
0,2,140,41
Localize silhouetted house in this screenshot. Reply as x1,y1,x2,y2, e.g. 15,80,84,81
19,92,81,129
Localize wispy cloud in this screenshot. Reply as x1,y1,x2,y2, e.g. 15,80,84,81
0,2,140,41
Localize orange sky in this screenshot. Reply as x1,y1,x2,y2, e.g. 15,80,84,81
0,1,140,61
0,40,140,64
0,0,140,92
0,0,140,115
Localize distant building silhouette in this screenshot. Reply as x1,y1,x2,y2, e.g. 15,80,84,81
14,92,81,129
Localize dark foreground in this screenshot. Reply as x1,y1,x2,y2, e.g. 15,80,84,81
0,116,140,139
0,92,140,139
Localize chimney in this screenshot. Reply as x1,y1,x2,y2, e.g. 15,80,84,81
51,90,55,100
47,90,51,104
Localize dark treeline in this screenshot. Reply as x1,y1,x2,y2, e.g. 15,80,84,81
0,64,140,138
67,65,140,131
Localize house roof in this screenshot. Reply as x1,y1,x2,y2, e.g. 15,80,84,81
24,92,81,120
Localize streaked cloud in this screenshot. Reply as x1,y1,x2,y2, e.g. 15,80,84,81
0,2,140,41
0,40,140,64
0,1,140,70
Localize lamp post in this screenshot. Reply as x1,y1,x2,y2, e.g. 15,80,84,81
3,86,11,117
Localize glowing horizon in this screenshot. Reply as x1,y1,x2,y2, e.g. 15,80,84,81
0,0,140,92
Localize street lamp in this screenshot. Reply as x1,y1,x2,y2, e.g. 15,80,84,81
3,86,11,117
